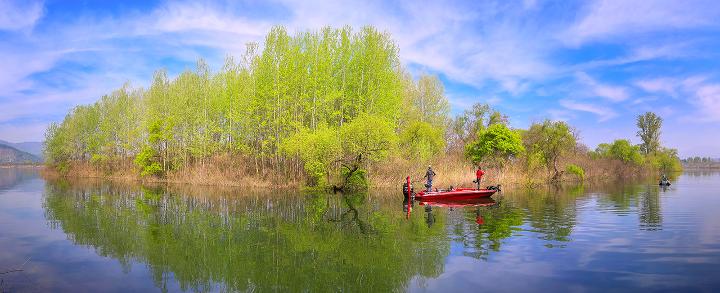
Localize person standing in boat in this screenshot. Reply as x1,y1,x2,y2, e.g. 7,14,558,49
424,165,436,192
474,165,485,190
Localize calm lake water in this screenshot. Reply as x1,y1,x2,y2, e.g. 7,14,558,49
1,168,720,292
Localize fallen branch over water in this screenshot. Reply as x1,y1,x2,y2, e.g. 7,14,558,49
0,257,30,275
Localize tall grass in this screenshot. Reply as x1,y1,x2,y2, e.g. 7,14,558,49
43,149,655,191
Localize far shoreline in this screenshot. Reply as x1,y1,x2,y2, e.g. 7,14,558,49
36,166,683,195
0,164,43,168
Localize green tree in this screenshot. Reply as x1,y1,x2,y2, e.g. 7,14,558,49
340,113,396,163
607,139,643,165
648,148,683,173
404,74,450,126
523,120,577,180
465,123,525,165
399,121,445,162
449,103,506,153
282,124,342,186
636,112,662,155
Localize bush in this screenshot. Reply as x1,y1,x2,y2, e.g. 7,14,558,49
647,148,683,173
609,140,643,165
90,153,113,174
56,161,70,175
565,164,585,181
341,167,369,191
594,139,643,165
134,146,162,177
282,124,341,187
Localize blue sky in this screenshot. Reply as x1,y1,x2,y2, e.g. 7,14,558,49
1,0,719,157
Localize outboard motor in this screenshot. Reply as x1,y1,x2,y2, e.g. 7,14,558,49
487,184,502,192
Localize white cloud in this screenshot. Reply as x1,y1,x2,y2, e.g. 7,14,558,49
692,84,720,121
0,0,44,31
630,96,658,105
634,75,720,122
563,0,720,45
575,72,629,102
635,78,678,97
559,99,617,121
547,109,576,122
149,2,269,36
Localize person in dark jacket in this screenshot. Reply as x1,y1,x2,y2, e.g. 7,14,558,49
423,165,436,191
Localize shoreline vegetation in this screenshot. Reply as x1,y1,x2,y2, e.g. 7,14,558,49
42,25,682,191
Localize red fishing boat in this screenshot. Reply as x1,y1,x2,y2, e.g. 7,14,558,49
414,187,497,201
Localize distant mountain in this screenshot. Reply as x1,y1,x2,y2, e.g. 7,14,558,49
0,144,42,164
0,139,43,158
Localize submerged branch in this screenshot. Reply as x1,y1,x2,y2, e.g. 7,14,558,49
0,257,30,275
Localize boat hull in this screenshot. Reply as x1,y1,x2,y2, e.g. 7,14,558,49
414,188,496,201
418,197,497,208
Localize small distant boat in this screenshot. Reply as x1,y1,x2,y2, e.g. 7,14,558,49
414,187,497,201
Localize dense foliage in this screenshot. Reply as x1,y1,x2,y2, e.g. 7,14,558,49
565,164,585,181
591,113,682,174
44,25,683,186
44,26,449,186
594,139,644,165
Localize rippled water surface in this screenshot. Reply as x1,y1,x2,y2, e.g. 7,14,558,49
1,168,720,292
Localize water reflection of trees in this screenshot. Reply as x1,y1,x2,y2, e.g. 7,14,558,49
594,181,663,231
421,177,667,262
639,186,662,230
42,179,451,292
40,175,672,290
445,184,586,258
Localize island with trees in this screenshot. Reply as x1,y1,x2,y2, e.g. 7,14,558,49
42,26,682,190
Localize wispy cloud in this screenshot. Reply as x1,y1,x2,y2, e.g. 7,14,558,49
559,99,617,121
562,0,720,45
635,78,679,98
575,72,629,102
635,75,720,122
690,83,720,122
0,0,44,31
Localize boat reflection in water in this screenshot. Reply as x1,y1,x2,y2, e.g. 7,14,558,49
418,197,498,208
405,197,498,227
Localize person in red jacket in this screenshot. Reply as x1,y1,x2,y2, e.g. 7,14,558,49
474,165,485,190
